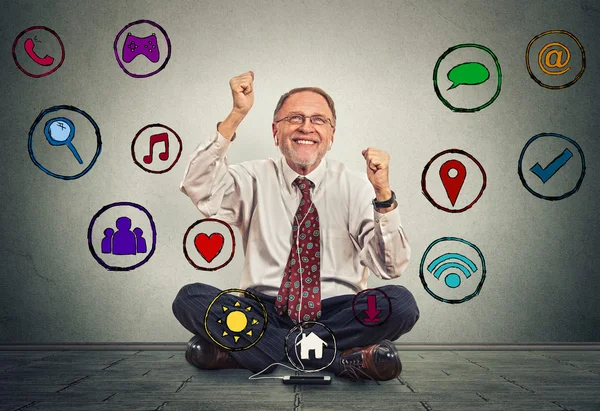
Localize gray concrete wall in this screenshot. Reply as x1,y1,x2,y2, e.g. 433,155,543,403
0,0,598,343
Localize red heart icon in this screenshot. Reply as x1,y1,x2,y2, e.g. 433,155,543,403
194,233,225,263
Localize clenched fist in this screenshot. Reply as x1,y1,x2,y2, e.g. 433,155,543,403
361,147,392,200
229,71,255,116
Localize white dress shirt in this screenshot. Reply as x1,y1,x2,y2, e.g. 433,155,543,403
179,128,411,299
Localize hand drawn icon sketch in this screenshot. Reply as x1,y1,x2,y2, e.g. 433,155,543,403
518,133,585,201
420,237,486,304
113,20,171,78
422,149,487,213
204,289,268,351
28,105,101,180
12,26,65,78
122,33,160,63
194,233,224,263
44,117,83,164
285,321,337,372
183,219,235,271
25,37,54,66
433,43,502,112
526,30,585,89
352,288,392,327
131,124,182,174
296,332,328,360
101,217,148,255
88,202,156,271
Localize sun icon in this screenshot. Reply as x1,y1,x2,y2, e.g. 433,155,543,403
217,300,261,344
205,288,268,350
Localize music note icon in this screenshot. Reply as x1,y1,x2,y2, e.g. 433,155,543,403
143,132,169,164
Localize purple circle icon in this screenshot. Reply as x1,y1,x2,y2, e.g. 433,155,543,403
113,20,171,78
88,202,157,271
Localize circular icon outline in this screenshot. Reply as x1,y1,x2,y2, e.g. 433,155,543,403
28,105,102,180
433,43,502,112
113,20,172,78
183,218,236,271
204,288,268,351
351,288,392,327
12,26,65,78
419,237,486,304
87,202,157,271
422,149,487,213
525,30,586,89
284,321,337,372
131,123,183,174
517,133,585,201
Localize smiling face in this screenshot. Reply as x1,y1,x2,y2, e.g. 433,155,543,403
272,91,336,175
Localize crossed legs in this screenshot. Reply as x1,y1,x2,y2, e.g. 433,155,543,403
172,283,419,373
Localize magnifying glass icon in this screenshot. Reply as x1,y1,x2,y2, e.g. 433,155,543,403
44,117,83,164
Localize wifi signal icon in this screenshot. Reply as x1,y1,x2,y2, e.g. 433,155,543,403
426,253,477,289
419,237,486,304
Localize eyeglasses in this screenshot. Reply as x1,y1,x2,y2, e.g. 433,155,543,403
275,114,334,127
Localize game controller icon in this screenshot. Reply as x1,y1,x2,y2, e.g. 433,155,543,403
121,33,160,63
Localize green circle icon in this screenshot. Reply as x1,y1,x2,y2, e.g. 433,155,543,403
433,44,502,112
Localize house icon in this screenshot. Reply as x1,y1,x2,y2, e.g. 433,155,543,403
295,332,328,360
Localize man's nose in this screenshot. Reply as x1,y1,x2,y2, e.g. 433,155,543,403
298,117,315,131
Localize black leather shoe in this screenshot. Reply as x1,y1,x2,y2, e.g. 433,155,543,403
337,339,402,381
185,335,242,370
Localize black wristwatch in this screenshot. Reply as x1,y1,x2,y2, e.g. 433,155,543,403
372,191,396,208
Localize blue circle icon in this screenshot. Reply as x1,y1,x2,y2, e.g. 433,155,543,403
419,237,486,304
518,133,585,201
445,273,461,288
29,105,101,180
44,117,83,164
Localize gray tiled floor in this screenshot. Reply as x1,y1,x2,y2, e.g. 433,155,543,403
1,349,599,410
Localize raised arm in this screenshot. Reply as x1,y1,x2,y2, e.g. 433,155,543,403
353,147,411,279
179,71,256,227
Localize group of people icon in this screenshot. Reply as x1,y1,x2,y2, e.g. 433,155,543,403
101,216,147,255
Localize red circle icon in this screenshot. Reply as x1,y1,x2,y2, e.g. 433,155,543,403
131,124,183,174
183,219,236,271
352,288,392,327
422,149,487,213
12,26,65,78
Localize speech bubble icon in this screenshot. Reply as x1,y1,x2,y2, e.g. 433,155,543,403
447,62,490,90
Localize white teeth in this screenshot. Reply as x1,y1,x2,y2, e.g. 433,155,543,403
295,140,315,145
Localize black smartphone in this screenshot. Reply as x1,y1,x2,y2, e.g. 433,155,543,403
282,375,332,385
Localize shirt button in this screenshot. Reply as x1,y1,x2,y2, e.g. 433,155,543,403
215,142,221,148
375,218,379,223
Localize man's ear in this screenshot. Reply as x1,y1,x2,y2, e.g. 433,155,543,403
272,123,279,146
329,128,335,149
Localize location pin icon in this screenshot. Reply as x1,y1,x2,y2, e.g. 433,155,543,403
439,159,467,206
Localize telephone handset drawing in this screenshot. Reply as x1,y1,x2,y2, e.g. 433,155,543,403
24,38,54,66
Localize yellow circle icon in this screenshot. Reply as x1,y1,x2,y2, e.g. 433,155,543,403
538,42,570,75
226,310,247,332
204,288,268,351
525,30,585,89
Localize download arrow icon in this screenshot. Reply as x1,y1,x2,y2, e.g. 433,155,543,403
363,295,381,323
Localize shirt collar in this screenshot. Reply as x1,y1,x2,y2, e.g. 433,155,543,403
280,156,327,194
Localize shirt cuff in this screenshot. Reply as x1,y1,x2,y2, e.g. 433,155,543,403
217,121,237,141
210,131,233,157
373,205,402,236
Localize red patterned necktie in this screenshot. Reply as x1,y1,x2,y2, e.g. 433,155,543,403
275,177,322,324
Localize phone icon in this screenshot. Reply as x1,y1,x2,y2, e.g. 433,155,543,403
24,37,54,66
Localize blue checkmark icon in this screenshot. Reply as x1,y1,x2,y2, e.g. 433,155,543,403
530,148,573,183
